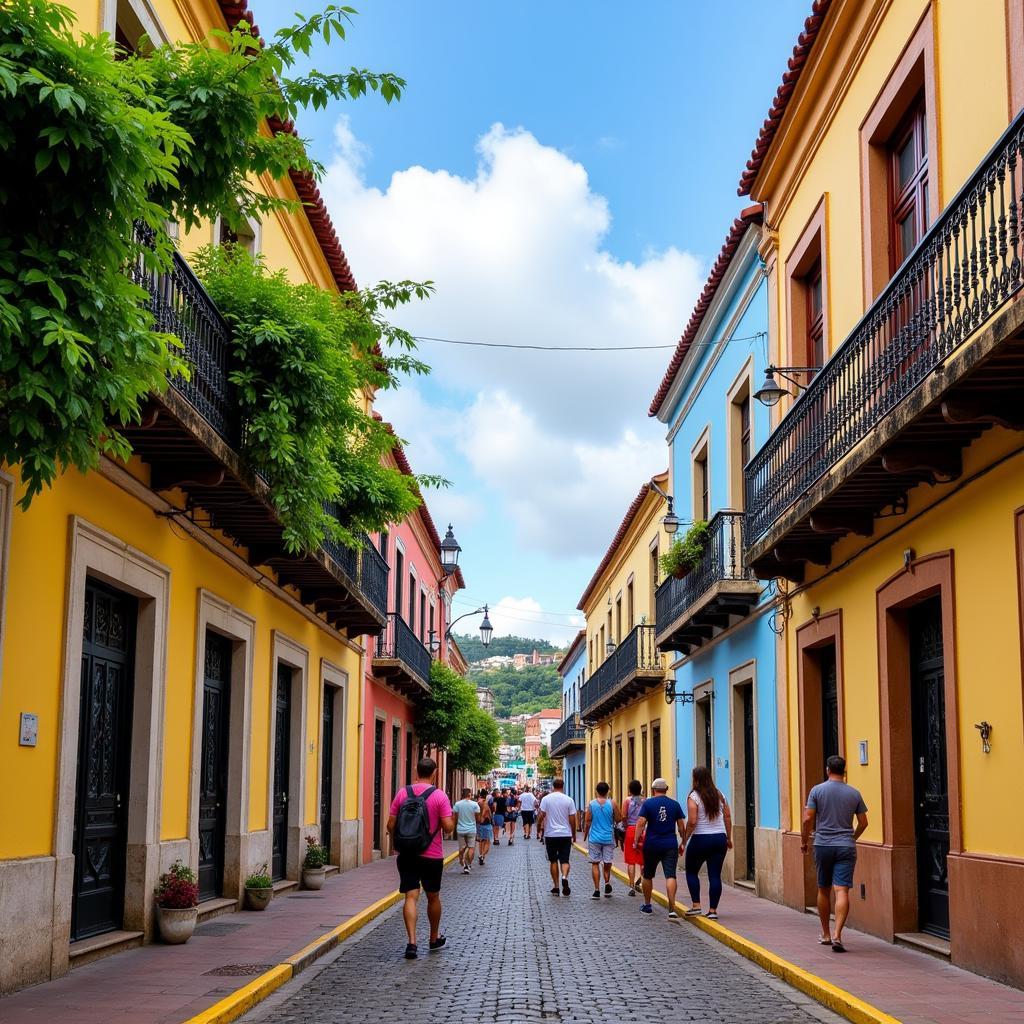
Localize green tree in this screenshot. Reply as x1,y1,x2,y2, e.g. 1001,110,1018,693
499,721,525,746
449,706,500,776
535,744,559,779
415,661,477,755
454,633,559,663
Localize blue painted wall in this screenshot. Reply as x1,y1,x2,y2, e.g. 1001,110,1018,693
558,643,587,809
659,234,780,833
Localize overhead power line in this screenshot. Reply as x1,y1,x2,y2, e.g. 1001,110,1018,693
412,330,767,353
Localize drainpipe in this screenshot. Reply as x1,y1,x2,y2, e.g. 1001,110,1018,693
356,642,366,865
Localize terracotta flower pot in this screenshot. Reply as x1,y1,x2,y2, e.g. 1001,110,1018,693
245,886,273,911
156,905,198,944
302,866,325,891
671,564,691,580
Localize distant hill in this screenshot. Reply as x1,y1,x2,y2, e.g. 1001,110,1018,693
472,664,562,718
453,632,559,665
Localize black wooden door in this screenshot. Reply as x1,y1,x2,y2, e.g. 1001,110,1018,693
72,580,136,941
373,720,384,850
910,598,950,938
320,687,335,849
743,686,757,879
699,700,712,770
198,631,231,901
272,665,292,881
820,645,839,761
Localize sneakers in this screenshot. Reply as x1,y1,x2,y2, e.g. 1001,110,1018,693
685,906,703,916
639,903,654,915
429,936,447,951
404,943,418,959
604,883,613,898
550,886,560,896
561,879,571,896
591,889,601,900
706,910,719,921
628,886,637,897
478,856,484,866
462,866,470,874
667,910,679,919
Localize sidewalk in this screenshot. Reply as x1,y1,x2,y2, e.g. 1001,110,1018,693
594,842,1024,1024
0,845,455,1024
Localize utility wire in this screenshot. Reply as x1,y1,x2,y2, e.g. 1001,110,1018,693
412,331,766,353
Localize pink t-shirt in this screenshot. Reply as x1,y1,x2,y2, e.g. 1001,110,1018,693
389,783,453,859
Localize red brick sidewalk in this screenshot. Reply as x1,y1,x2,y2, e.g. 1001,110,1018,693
0,847,455,1024
595,843,1024,1024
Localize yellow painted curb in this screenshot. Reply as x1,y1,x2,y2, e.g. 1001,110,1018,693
572,844,900,1024
184,850,461,1024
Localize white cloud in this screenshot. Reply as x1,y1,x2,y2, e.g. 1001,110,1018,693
486,596,584,646
327,116,702,560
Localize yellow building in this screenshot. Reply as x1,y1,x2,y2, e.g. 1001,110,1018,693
741,0,1024,984
0,0,385,992
579,474,675,803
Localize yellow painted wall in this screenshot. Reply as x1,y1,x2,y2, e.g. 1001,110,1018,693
582,487,675,798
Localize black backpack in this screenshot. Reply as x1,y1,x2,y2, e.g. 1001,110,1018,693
393,785,438,854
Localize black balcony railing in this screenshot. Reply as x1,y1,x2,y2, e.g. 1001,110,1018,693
655,511,753,633
745,108,1024,547
377,612,432,690
579,624,661,719
549,714,586,756
320,504,360,580
130,237,241,446
360,537,389,619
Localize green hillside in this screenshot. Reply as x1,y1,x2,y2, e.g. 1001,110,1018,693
453,631,559,664
473,664,562,718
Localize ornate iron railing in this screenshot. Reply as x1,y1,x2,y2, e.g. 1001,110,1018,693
130,238,241,445
655,511,752,634
377,612,432,686
550,714,586,754
745,109,1024,545
320,504,360,580
579,624,660,719
359,536,390,619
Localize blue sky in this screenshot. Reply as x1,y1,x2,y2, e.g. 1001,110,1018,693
255,1,809,645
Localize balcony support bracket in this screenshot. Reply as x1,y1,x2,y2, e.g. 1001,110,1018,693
773,543,830,567
881,446,962,481
809,510,874,537
941,395,1024,433
151,463,226,491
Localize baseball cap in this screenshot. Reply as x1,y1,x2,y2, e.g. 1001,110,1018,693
651,777,669,791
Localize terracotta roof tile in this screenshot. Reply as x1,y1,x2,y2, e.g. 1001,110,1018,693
648,204,763,418
737,0,834,196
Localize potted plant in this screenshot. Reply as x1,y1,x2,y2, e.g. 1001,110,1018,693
244,865,273,911
301,835,328,890
659,520,710,580
154,861,199,944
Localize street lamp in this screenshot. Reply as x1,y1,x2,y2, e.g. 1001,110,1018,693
605,636,617,657
648,477,681,536
753,365,818,408
439,524,461,577
430,603,494,655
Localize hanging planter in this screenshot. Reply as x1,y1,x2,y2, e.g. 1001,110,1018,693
659,520,711,581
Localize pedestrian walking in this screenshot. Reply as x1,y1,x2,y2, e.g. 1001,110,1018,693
519,787,538,839
633,777,686,918
801,755,868,952
537,778,577,896
584,781,619,899
492,788,507,845
386,756,454,960
682,766,732,919
621,779,646,896
505,789,519,845
476,790,493,865
452,787,480,874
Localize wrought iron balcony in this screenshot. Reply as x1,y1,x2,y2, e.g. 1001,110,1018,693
372,612,433,699
745,109,1024,581
120,242,387,636
655,511,760,655
549,714,586,757
579,624,663,722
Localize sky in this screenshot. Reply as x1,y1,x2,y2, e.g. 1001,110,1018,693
255,1,810,645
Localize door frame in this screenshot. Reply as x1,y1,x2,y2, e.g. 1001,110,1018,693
317,660,348,867
728,661,758,882
267,632,308,881
372,711,387,854
189,591,255,900
55,518,170,971
876,550,961,934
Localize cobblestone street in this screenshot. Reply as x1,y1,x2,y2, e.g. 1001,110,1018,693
246,842,841,1024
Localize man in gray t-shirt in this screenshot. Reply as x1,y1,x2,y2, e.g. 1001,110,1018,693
801,755,868,952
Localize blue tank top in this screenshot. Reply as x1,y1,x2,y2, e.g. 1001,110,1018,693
588,799,615,843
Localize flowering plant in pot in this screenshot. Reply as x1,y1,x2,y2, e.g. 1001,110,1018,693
154,861,199,944
244,865,273,911
659,520,710,580
301,835,329,890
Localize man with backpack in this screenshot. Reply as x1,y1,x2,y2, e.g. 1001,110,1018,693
386,756,454,960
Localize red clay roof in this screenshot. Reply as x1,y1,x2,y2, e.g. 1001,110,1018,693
556,629,587,676
648,204,763,418
577,476,667,610
737,0,834,196
215,2,357,293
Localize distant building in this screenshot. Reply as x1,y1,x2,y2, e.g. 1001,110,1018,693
512,649,562,670
474,654,514,670
550,630,587,807
524,708,561,762
476,686,496,714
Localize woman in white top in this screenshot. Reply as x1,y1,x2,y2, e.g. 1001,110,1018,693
681,765,732,919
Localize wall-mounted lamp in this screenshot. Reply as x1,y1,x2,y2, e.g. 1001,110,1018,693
903,548,915,569
811,606,820,620
664,679,715,705
753,365,819,407
649,477,681,536
975,721,992,753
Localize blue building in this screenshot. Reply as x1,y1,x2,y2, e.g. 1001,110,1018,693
648,206,782,900
549,630,587,808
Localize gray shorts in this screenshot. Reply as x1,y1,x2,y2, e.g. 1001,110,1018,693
457,831,476,850
588,841,615,864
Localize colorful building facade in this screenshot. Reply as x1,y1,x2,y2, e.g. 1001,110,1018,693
649,208,782,898
741,0,1024,985
550,630,587,806
579,475,674,804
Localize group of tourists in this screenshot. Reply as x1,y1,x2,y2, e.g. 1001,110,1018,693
386,753,867,960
